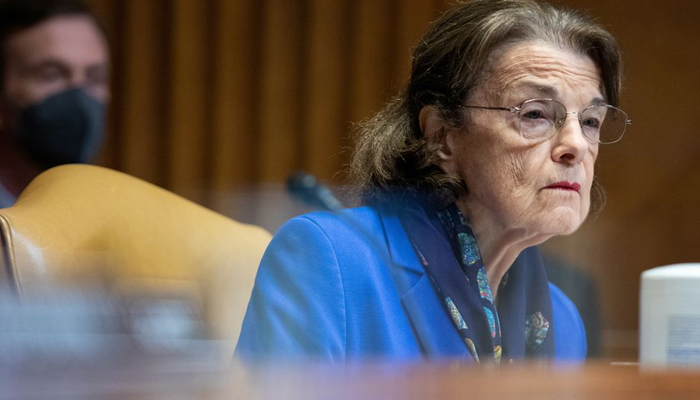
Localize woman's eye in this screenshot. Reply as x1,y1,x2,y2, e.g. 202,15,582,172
522,110,545,120
582,117,601,129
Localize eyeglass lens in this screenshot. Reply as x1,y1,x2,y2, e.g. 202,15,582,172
518,99,627,144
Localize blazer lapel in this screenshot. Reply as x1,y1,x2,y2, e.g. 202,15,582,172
378,209,470,358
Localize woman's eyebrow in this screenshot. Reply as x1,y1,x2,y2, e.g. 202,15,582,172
509,82,607,104
510,81,558,97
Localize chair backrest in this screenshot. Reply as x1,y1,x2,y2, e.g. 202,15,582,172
0,164,271,361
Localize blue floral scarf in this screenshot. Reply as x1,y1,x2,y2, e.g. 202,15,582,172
398,201,555,363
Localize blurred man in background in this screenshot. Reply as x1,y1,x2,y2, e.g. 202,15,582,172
0,0,109,207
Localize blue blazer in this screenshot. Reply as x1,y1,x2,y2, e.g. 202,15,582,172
236,206,587,362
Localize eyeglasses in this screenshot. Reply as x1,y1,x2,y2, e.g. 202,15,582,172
462,98,631,144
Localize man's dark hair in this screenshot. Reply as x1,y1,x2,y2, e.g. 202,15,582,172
0,0,103,90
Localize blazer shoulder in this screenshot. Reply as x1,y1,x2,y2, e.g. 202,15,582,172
297,206,382,229
285,207,385,246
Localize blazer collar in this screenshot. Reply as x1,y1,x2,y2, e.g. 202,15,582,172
377,208,424,276
377,207,471,359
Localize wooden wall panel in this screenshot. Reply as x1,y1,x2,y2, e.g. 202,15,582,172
303,0,353,181
118,0,167,185
394,0,443,84
347,0,399,125
210,0,260,210
257,0,306,182
167,0,210,203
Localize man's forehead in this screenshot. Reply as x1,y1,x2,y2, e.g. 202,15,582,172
5,14,108,67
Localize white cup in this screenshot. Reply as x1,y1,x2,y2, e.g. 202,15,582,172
640,263,700,367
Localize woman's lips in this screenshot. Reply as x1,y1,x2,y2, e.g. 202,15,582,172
545,181,581,192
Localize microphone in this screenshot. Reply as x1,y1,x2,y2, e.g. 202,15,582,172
286,171,345,212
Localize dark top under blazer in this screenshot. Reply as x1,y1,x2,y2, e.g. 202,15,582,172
236,206,587,361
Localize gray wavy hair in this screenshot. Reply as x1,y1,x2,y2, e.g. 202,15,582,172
349,0,621,211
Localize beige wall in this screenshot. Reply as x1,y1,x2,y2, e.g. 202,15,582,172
85,0,700,358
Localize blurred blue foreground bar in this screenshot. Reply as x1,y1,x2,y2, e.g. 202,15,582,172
0,285,221,366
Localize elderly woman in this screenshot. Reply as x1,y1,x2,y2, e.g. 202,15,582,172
237,0,629,363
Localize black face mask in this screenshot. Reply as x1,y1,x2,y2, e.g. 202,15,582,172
17,88,105,169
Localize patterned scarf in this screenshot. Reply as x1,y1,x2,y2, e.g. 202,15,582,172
398,201,555,363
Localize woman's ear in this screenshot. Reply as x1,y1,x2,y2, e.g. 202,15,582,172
419,106,457,174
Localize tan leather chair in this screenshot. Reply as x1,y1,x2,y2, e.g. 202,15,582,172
0,164,271,362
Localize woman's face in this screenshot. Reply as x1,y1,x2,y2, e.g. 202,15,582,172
443,42,602,238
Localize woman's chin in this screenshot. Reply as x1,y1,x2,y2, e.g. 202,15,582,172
535,208,585,236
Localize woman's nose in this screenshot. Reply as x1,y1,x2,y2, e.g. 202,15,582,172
551,115,590,164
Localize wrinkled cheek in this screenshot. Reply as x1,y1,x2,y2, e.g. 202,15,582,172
583,163,596,217
504,154,528,183
579,190,592,221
